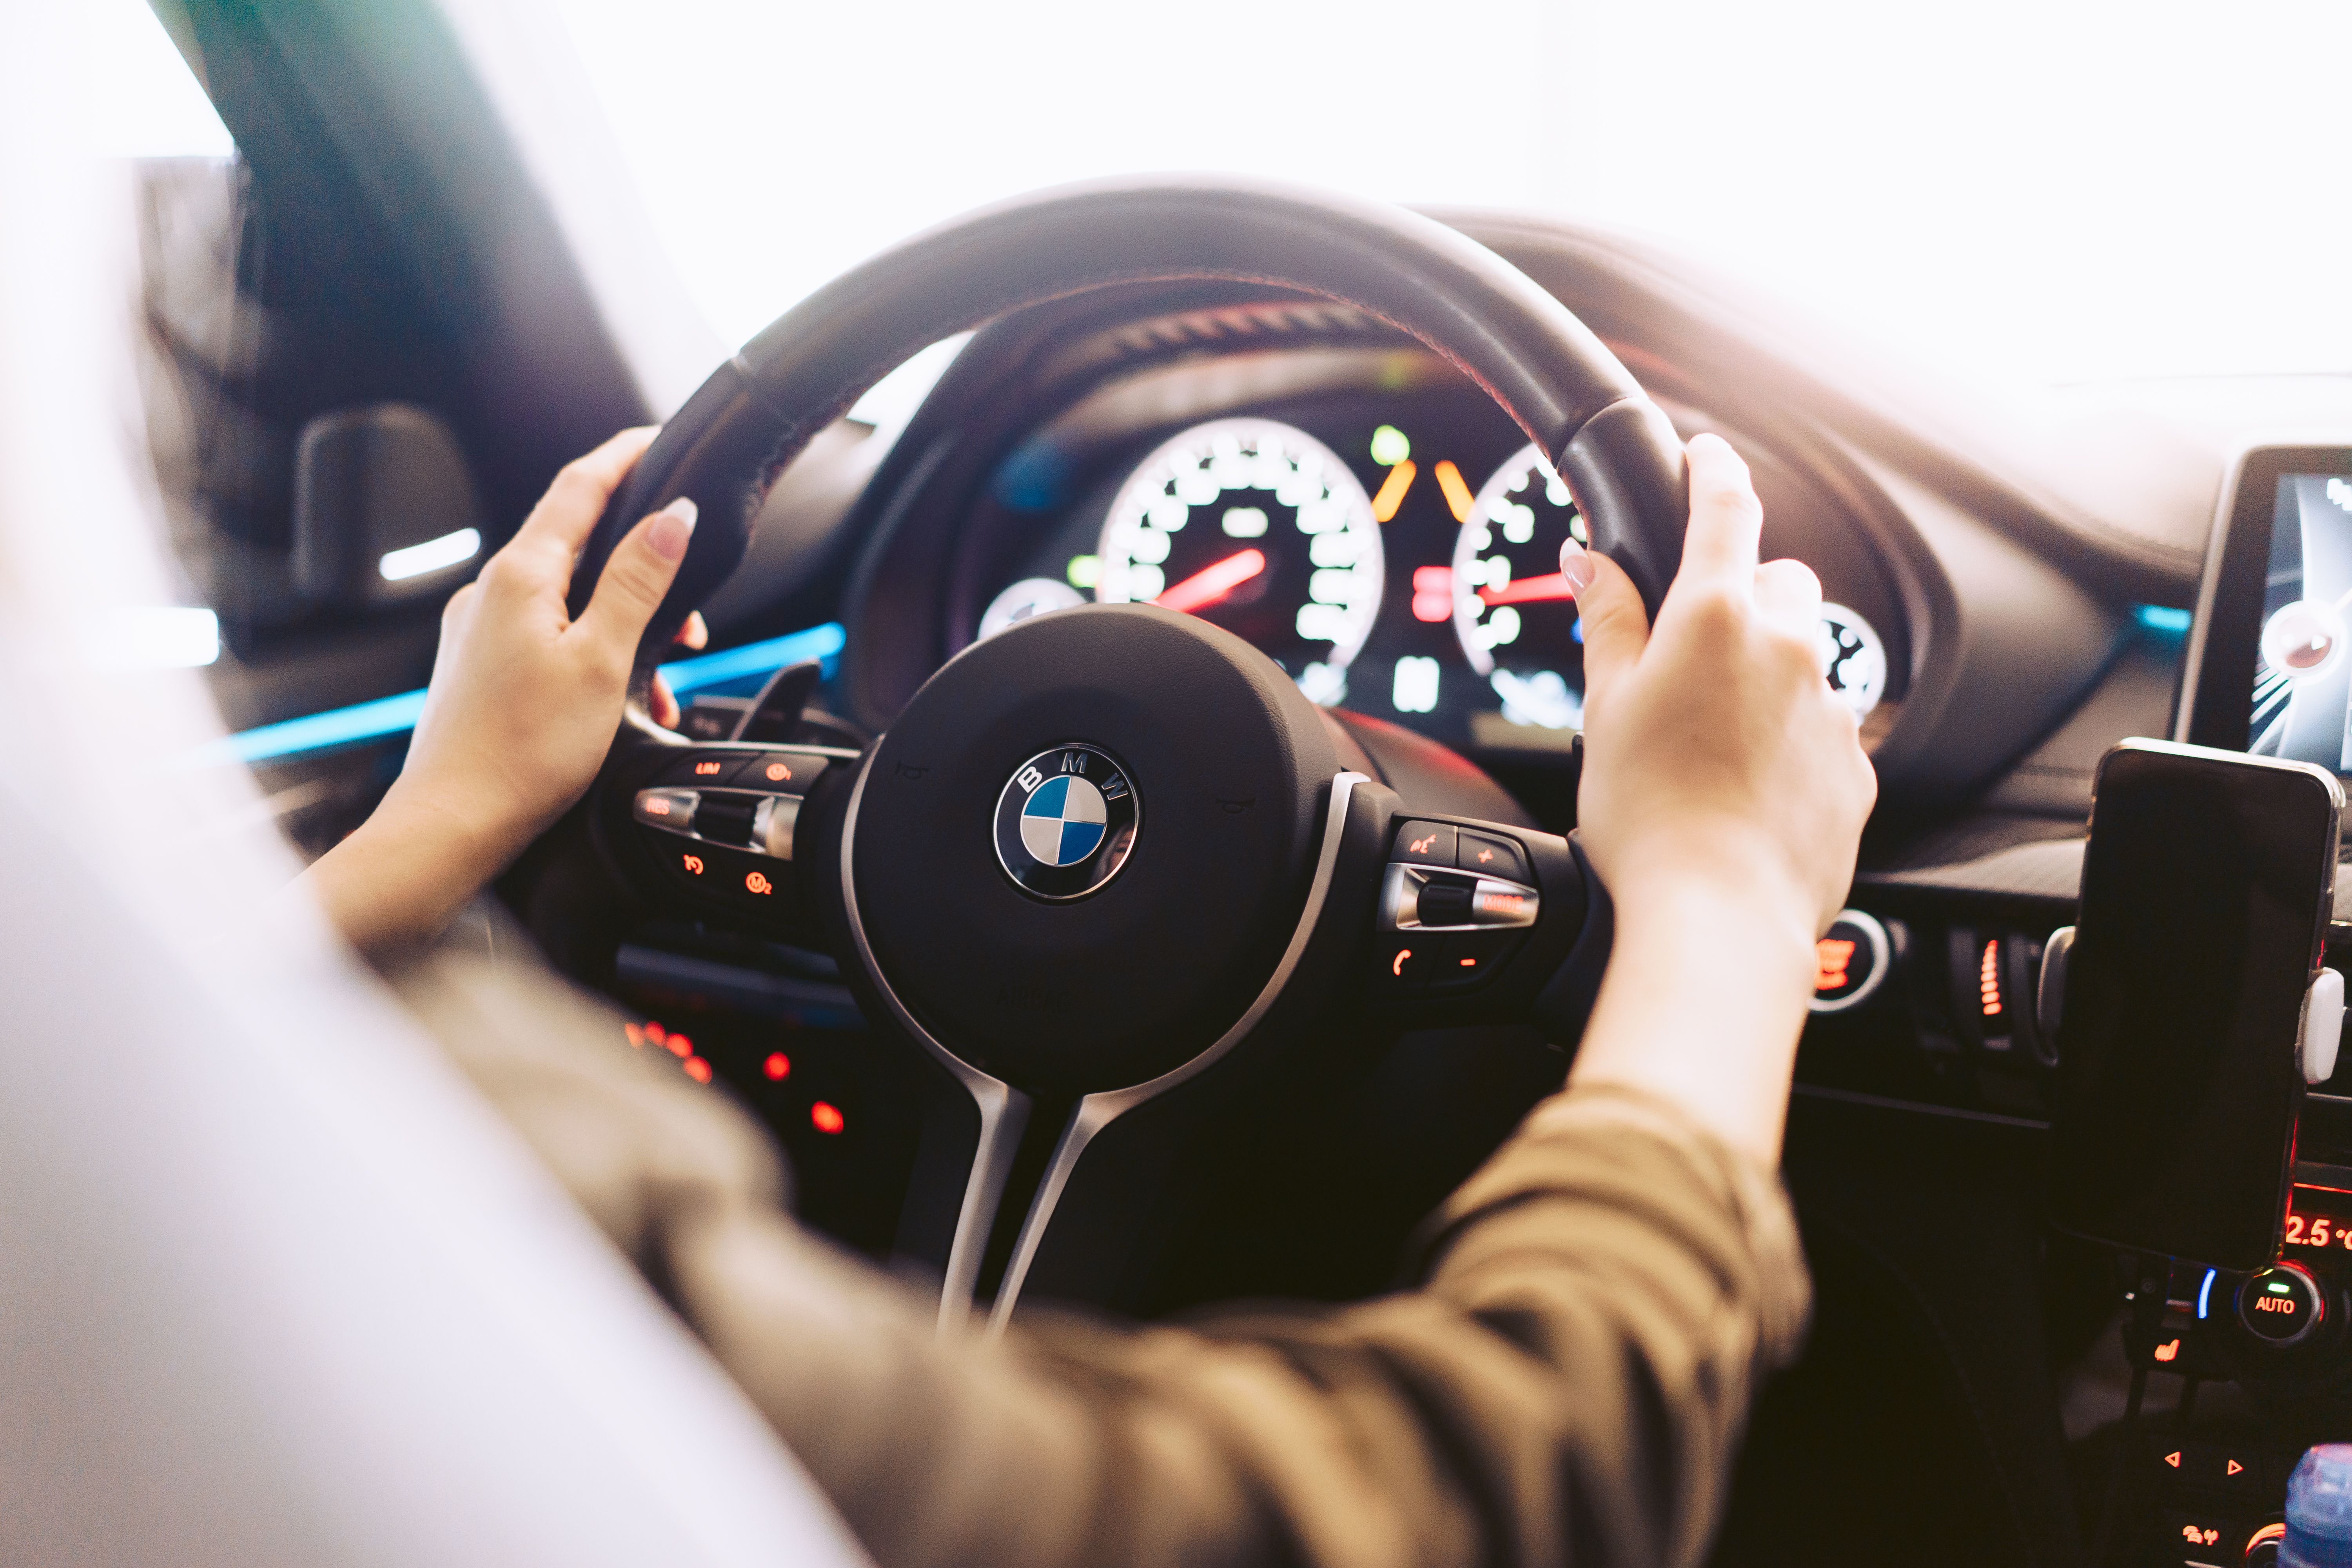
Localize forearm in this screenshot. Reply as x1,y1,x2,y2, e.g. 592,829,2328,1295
679,1081,1807,1568
393,951,1809,1568
1568,853,1820,1167
301,781,514,956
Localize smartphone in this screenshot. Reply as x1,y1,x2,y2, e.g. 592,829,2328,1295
2049,739,2342,1271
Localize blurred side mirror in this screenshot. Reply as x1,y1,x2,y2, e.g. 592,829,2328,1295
292,403,484,609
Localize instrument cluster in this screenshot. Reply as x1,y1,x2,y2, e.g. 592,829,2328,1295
954,380,1909,760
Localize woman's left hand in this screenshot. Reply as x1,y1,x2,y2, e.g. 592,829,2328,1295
303,426,706,953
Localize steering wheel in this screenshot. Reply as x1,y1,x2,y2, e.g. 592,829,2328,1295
564,178,1690,1331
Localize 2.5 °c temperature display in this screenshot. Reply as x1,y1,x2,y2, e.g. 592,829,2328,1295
2285,1183,2352,1260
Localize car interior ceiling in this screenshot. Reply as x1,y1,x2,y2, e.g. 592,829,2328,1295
117,2,2352,1565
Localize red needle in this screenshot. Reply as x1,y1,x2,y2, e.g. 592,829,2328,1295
1478,572,1578,608
1155,548,1267,614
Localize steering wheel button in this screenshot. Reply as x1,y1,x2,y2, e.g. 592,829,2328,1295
1393,820,1456,867
1469,879,1539,927
1377,937,1445,991
660,751,752,786
1430,931,1523,991
632,788,699,833
728,750,829,792
1455,829,1530,882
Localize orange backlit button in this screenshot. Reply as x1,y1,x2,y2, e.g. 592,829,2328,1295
1469,884,1538,926
1377,937,1446,991
1808,910,1893,1015
744,869,775,897
1455,830,1530,883
1392,820,1456,869
1430,931,1523,992
680,851,707,877
659,751,751,787
723,750,831,792
2160,1511,2243,1563
633,788,700,831
2178,1442,2267,1498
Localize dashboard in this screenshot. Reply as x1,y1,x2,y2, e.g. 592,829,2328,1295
837,323,1915,769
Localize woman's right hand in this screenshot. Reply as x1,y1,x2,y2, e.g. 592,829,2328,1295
1570,432,1876,940
1556,432,1877,1162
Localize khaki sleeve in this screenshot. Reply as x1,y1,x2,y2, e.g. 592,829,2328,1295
393,953,1809,1568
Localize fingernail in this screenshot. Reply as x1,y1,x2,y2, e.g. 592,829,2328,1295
650,497,697,561
1559,538,1597,597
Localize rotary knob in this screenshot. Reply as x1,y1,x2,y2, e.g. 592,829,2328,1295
2239,1263,2327,1349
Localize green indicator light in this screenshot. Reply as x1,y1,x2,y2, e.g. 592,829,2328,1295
1066,554,1099,590
2268,1282,2296,1294
1369,425,1410,467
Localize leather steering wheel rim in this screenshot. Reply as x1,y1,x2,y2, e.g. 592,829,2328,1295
568,174,1691,654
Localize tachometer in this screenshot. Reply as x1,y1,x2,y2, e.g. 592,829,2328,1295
1816,603,1887,718
1095,417,1383,705
1451,444,1894,728
1450,444,1588,729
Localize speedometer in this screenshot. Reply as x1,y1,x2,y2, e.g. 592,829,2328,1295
1451,444,1589,729
1095,417,1383,706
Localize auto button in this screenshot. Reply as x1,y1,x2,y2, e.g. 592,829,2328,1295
2239,1263,2326,1347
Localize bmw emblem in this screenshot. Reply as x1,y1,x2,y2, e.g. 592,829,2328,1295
994,744,1140,901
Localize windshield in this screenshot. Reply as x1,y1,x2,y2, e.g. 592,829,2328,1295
549,0,2350,387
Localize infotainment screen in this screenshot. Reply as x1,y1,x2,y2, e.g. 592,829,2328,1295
2180,446,2352,773
2252,474,2352,768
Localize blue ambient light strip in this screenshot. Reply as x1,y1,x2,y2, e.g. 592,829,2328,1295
202,622,847,766
2134,604,2192,635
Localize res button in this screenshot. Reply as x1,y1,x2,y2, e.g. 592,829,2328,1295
633,788,699,832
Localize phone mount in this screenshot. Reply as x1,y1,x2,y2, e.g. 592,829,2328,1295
2038,925,2344,1087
